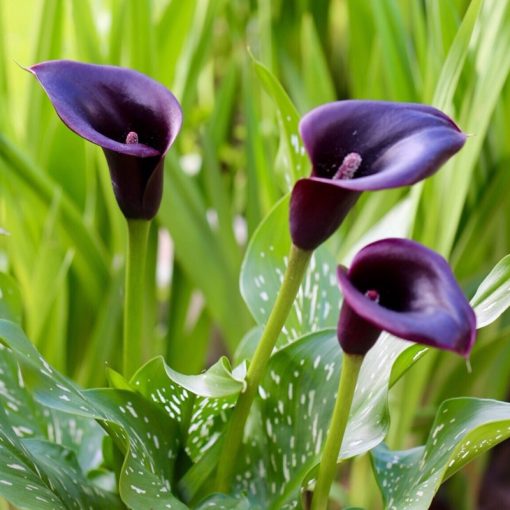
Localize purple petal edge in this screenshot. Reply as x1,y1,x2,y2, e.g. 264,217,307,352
299,100,466,190
27,60,182,158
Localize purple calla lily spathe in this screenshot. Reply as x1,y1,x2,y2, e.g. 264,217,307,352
28,60,182,219
290,101,466,250
336,238,476,357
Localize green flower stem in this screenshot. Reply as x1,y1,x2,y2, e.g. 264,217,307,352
123,219,151,378
311,353,364,510
215,244,312,491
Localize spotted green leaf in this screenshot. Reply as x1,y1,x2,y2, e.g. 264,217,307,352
0,282,110,508
130,356,245,462
240,195,341,348
0,319,186,509
372,398,510,510
39,386,185,510
231,330,418,509
84,389,186,510
0,315,246,509
0,391,120,510
0,342,105,473
0,343,47,439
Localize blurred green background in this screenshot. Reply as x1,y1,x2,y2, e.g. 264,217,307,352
1,0,510,507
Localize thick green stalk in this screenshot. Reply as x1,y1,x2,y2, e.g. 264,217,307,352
123,219,151,378
311,353,364,510
215,244,312,491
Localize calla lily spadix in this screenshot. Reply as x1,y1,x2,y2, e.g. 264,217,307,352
290,101,466,250
27,60,182,219
336,238,477,357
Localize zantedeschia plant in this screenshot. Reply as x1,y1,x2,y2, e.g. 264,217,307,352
1,55,510,510
28,59,183,378
215,100,467,489
311,238,477,510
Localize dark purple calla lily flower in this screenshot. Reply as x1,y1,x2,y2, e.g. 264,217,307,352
336,238,476,357
290,101,466,250
28,60,182,219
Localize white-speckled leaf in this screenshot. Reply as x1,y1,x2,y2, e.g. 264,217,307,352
37,388,184,509
0,402,121,510
231,330,417,509
0,341,106,474
372,398,510,510
142,356,246,398
37,386,186,510
0,343,47,439
0,317,248,509
241,195,341,347
0,319,187,509
471,254,510,327
83,389,186,510
0,419,65,509
130,356,245,462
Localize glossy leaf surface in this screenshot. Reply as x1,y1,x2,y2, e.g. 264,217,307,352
372,398,510,510
240,195,341,347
